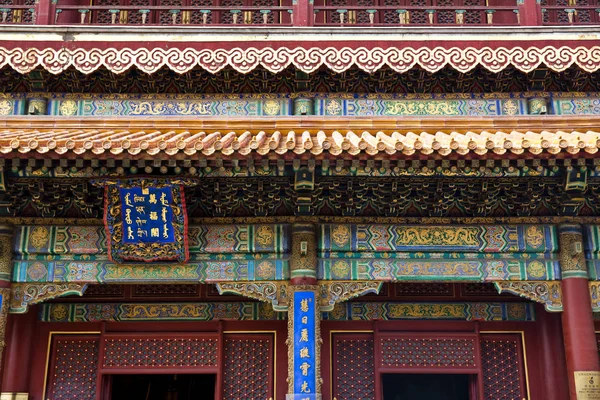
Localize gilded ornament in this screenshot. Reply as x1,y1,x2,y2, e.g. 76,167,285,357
502,99,518,115
50,304,68,321
30,226,50,250
59,100,78,116
525,225,544,249
331,225,350,247
263,100,280,116
507,303,526,320
326,100,342,115
0,100,11,115
526,260,545,279
255,225,274,247
495,281,562,312
26,261,47,281
394,227,479,246
331,260,350,279
256,260,276,279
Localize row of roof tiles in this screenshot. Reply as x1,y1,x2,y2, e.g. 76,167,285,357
0,128,599,157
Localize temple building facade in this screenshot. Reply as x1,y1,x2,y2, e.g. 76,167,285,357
0,1,599,399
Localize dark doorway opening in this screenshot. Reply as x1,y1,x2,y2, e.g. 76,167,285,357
110,374,216,400
382,373,470,400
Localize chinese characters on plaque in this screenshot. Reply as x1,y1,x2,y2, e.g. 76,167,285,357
101,179,191,263
293,291,317,400
120,187,175,244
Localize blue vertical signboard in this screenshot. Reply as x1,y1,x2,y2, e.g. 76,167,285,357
293,291,316,400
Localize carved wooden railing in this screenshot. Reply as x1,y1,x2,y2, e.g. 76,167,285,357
54,2,293,25
541,0,600,25
0,3,35,23
313,3,520,25
0,0,598,25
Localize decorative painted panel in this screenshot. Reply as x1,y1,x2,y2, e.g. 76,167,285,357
13,259,289,283
47,337,99,400
319,225,557,255
480,335,526,400
15,224,289,256
315,98,528,116
327,302,535,321
14,225,106,255
380,335,477,369
318,259,560,281
102,336,218,369
332,335,375,400
188,224,289,254
223,335,273,400
48,98,292,117
40,302,282,322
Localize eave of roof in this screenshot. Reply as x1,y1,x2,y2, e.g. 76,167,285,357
1,115,599,159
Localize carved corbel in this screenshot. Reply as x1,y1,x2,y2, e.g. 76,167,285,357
10,282,87,313
216,282,289,312
318,281,383,312
589,282,600,312
494,281,562,312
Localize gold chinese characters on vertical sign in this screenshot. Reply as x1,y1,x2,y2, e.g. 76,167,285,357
294,291,316,399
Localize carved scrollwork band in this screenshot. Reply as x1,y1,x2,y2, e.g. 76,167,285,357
2,46,600,75
319,281,383,312
216,282,289,311
494,281,563,312
217,280,383,312
10,282,88,313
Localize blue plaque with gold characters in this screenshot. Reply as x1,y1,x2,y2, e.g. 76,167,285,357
99,178,194,263
293,291,317,400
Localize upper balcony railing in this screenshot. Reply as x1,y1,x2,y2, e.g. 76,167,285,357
0,0,598,26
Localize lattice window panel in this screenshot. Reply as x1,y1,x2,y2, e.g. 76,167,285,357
251,0,275,24
437,0,454,23
128,0,152,24
159,0,183,24
480,336,525,400
223,335,273,400
463,0,482,24
84,284,125,298
410,0,427,24
462,283,500,296
133,284,200,297
220,0,243,24
355,0,374,24
381,337,477,368
395,282,454,297
48,337,99,400
333,336,375,399
383,0,400,24
328,0,347,23
189,0,214,24
103,337,218,368
576,0,591,22
93,0,120,24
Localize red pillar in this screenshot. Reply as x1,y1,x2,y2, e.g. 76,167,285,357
559,224,600,399
293,0,313,26
1,307,37,394
517,0,541,26
535,303,569,400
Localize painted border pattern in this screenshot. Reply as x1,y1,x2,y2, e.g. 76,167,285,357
1,46,600,75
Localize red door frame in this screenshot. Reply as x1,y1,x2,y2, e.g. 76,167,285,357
323,319,543,400
30,320,287,400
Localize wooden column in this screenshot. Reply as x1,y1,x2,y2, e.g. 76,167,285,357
0,226,13,395
535,303,570,400
287,223,321,400
559,224,600,399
